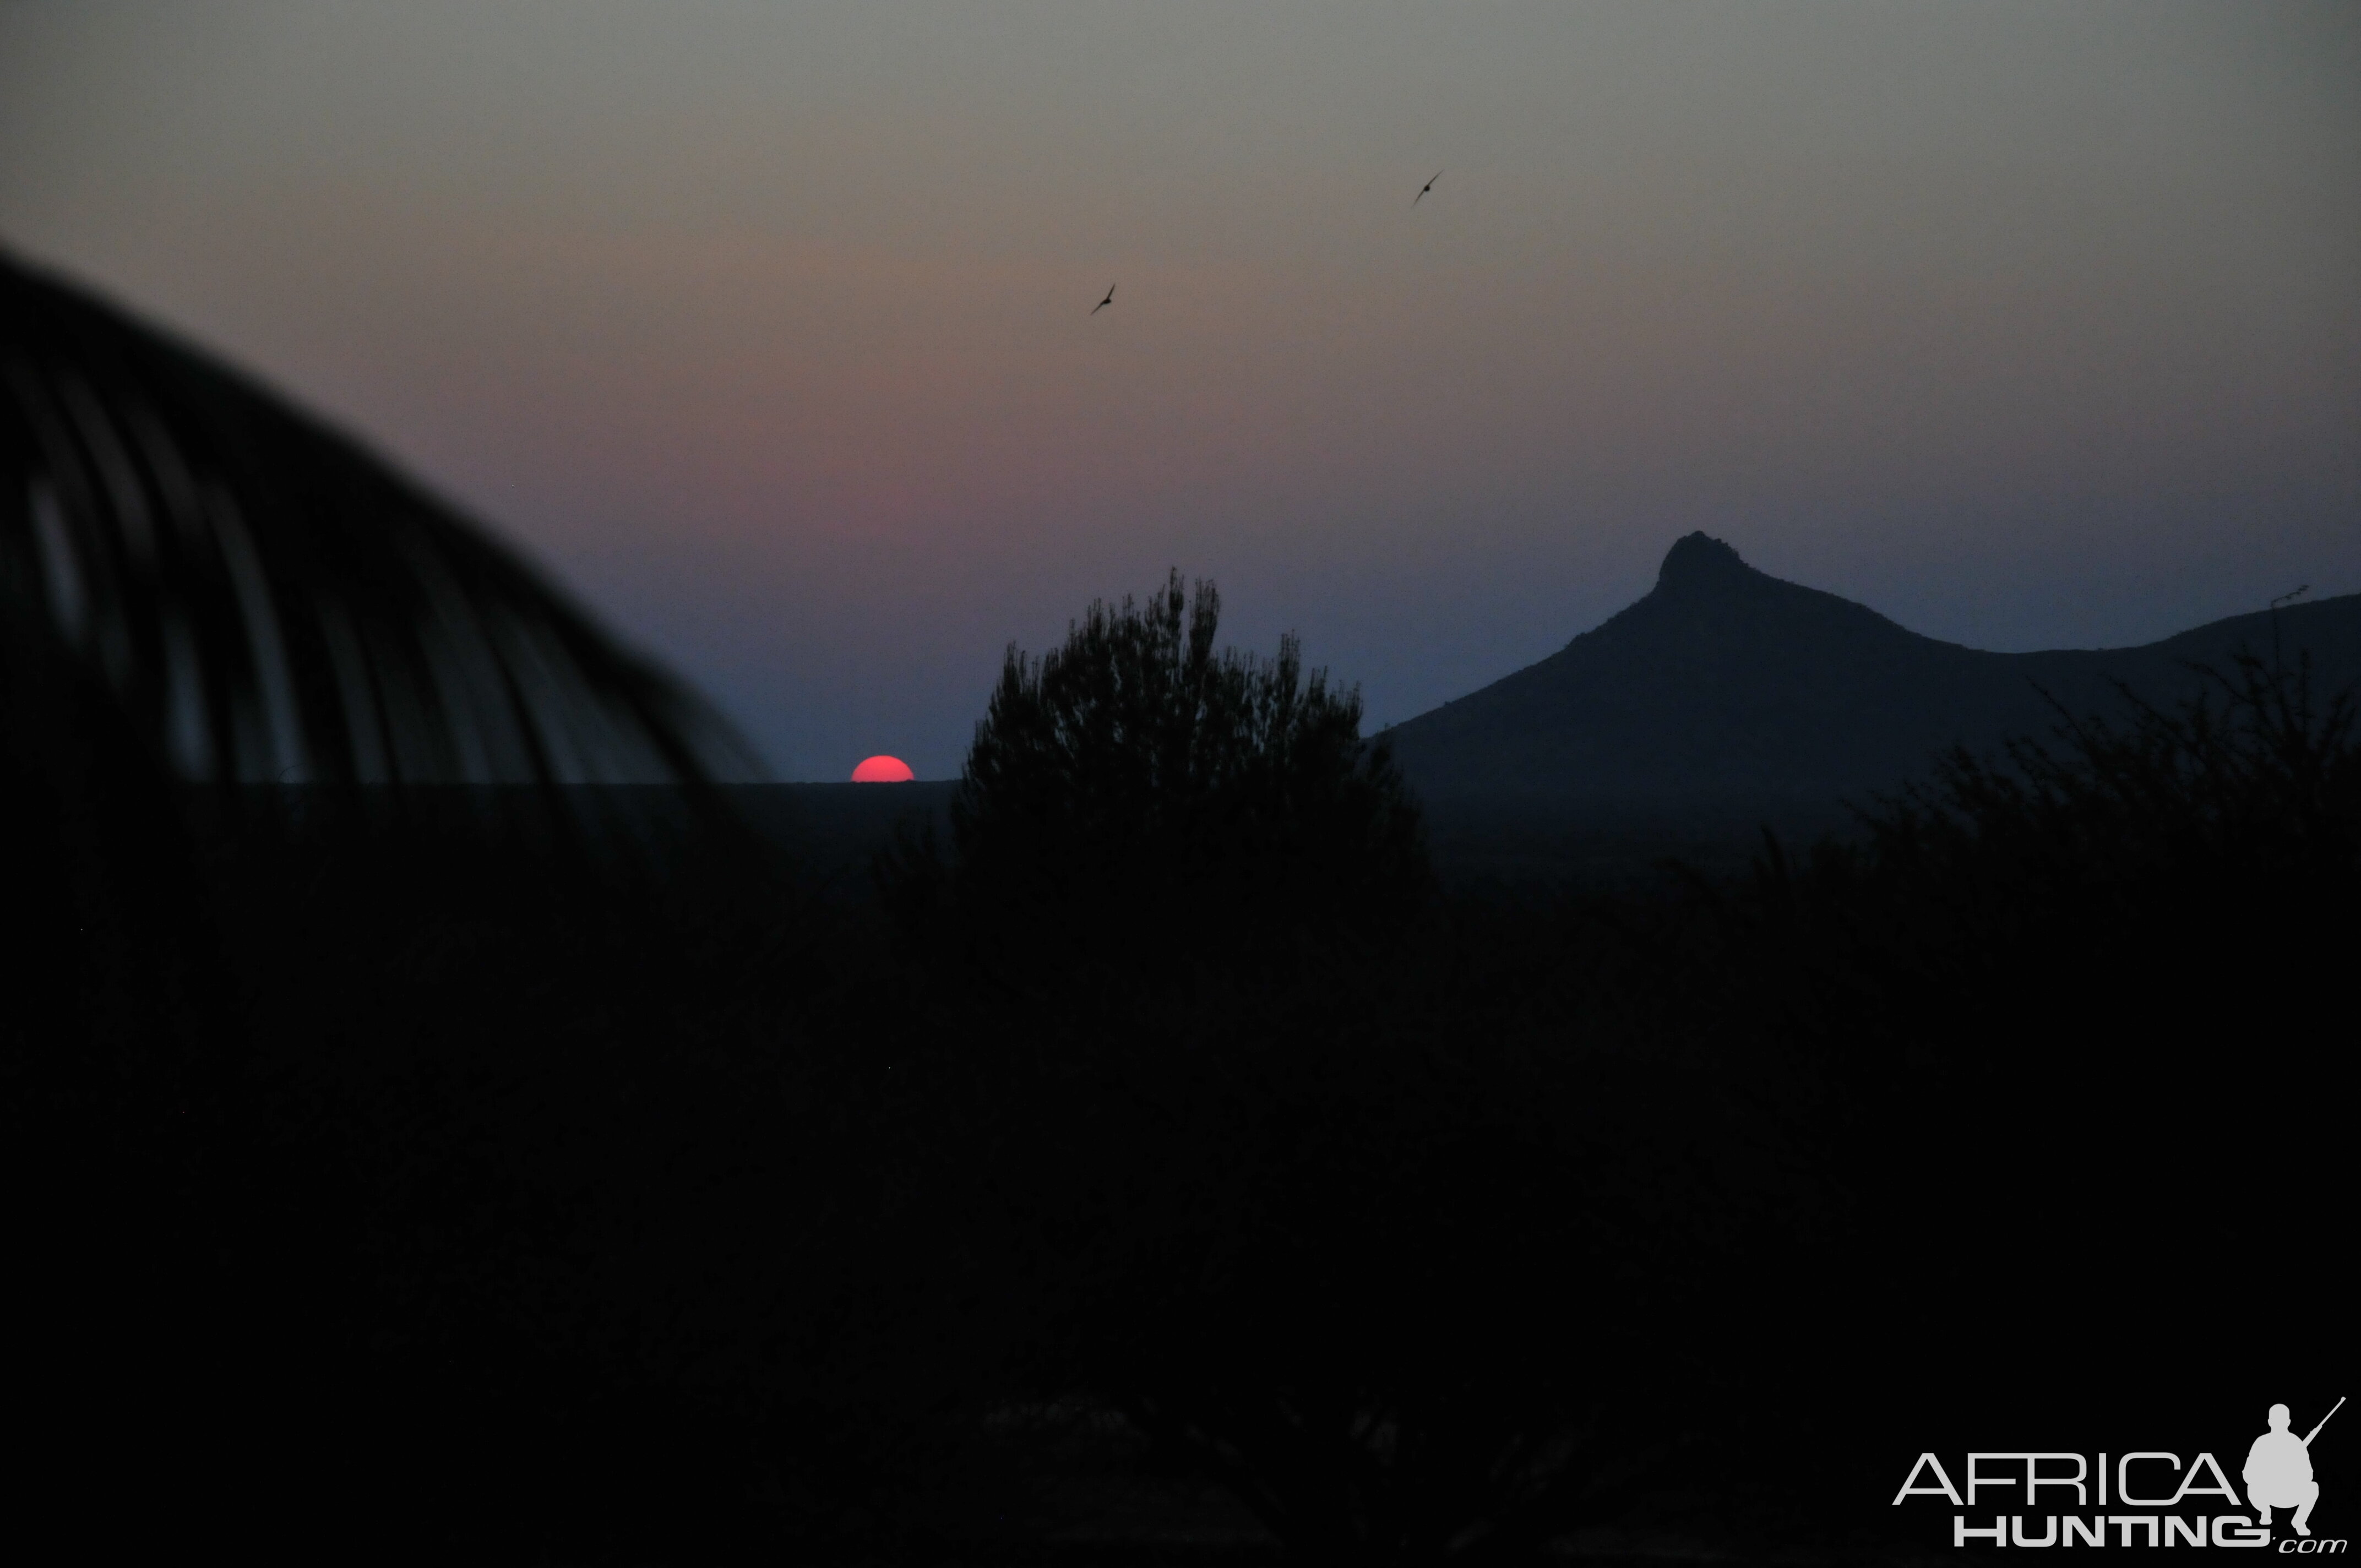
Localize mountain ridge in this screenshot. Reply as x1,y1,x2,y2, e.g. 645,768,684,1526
1386,532,2361,811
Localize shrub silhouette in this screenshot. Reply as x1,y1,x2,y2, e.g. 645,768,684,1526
1696,654,2360,1524
1755,654,2354,1233
916,569,1429,1000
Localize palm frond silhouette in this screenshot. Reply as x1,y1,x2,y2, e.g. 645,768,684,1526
1,248,758,792
2,249,786,1547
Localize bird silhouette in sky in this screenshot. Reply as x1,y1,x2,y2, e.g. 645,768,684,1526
1413,169,1442,206
1091,284,1116,315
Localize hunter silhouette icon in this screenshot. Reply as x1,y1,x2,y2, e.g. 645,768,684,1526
2249,1398,2342,1536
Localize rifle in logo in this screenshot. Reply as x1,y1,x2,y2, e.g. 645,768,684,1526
2251,1398,2343,1539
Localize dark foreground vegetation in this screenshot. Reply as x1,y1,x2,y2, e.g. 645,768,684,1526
7,252,2352,1561
10,589,2356,1561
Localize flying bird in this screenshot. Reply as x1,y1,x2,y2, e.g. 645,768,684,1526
1413,169,1443,206
1091,284,1116,315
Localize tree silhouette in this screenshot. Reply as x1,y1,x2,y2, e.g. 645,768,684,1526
921,569,1428,1006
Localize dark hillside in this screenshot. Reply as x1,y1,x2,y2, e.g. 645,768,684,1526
723,781,956,897
1388,531,2361,815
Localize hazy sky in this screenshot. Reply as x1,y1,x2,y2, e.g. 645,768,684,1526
5,1,2357,779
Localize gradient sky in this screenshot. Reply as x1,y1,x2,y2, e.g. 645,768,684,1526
5,1,2356,780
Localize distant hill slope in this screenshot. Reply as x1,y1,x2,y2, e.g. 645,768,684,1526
1386,533,2361,813
723,781,955,898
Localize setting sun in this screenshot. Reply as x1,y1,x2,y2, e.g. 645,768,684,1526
850,755,915,783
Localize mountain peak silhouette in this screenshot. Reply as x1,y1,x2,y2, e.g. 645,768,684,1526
1388,537,2361,814
1655,531,1755,594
